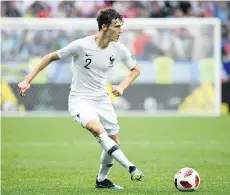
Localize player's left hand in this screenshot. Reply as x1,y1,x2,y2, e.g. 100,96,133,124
112,85,124,97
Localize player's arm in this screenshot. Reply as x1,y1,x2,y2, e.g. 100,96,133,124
112,64,140,97
119,64,140,90
24,53,59,83
112,45,140,97
18,52,59,96
18,39,80,97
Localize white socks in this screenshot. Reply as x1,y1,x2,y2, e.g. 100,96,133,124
96,131,134,172
97,150,114,182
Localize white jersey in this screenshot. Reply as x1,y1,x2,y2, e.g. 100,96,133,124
56,35,136,100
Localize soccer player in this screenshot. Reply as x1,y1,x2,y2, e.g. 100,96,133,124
18,8,144,190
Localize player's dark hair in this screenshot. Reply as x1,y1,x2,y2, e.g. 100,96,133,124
96,8,123,31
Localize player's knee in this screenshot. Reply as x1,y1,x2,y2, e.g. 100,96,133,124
86,119,104,135
93,126,104,135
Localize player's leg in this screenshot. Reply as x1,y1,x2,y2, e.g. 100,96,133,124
111,134,144,182
110,134,144,182
69,97,143,185
95,134,120,189
96,100,144,182
97,134,119,183
69,98,123,189
68,97,124,165
86,120,133,190
86,120,135,170
110,134,120,145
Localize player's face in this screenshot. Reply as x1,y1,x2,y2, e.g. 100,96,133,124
107,19,123,41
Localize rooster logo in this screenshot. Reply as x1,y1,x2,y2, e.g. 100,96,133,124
109,55,115,65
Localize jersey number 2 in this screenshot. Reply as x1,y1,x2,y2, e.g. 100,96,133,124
84,58,91,69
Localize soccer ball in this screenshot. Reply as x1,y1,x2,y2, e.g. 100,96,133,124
174,167,200,192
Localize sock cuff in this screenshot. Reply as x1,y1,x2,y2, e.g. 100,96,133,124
108,145,120,156
97,130,107,139
96,131,108,143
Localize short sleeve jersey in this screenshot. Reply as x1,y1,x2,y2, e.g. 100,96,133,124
56,35,136,99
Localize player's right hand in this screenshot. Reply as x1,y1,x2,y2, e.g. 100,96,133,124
18,80,30,97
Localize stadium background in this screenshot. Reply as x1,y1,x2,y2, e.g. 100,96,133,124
1,1,230,195
1,0,230,114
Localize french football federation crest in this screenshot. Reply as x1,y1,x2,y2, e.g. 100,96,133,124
109,55,115,65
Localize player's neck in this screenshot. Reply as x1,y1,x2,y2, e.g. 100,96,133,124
95,33,111,50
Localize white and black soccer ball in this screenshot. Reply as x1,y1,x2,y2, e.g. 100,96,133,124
174,167,200,192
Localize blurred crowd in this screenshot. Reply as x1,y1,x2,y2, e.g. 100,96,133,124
1,1,230,77
1,1,230,22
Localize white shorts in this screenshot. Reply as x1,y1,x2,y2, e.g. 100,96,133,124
68,96,120,136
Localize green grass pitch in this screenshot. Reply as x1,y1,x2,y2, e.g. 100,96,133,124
2,116,230,195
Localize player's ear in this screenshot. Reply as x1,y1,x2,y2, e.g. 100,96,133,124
102,24,108,31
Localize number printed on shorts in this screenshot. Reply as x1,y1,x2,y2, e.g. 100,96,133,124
84,58,91,69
